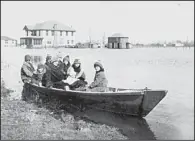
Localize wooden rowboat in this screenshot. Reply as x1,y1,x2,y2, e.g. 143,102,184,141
23,83,167,117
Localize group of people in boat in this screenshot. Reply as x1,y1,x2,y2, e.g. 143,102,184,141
21,54,108,92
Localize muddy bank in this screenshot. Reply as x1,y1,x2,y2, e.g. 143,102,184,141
1,56,127,140
1,79,128,140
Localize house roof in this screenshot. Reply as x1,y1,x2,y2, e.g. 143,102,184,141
110,33,128,38
20,37,44,39
23,20,76,32
1,36,17,41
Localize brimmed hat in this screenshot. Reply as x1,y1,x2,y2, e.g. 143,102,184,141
94,61,104,70
25,55,31,62
63,55,70,62
73,59,81,64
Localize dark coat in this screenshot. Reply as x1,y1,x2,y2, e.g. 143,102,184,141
70,80,88,90
21,62,35,83
89,71,108,92
31,73,44,86
48,63,65,81
42,68,52,88
42,63,65,88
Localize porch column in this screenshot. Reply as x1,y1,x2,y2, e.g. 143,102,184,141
41,39,43,46
32,39,34,46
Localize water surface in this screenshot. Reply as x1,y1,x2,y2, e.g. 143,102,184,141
1,47,194,139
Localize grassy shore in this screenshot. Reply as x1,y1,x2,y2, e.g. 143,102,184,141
1,79,127,140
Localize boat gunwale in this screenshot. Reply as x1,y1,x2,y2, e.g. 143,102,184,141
27,83,168,96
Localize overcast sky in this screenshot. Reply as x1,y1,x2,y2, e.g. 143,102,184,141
1,1,194,43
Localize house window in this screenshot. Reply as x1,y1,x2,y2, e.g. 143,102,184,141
34,39,41,45
60,31,62,36
71,32,74,36
46,30,49,36
52,31,54,36
66,32,68,36
39,30,41,36
47,41,51,44
67,40,69,44
71,40,74,44
34,31,37,36
5,40,8,44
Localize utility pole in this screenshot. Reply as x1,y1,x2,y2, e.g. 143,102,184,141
53,24,57,47
186,36,189,48
102,32,106,48
89,28,91,48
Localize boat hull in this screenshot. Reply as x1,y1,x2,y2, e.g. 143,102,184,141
22,83,167,117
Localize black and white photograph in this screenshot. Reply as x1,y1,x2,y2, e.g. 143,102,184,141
1,1,194,140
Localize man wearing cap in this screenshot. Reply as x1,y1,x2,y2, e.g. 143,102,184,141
21,55,35,83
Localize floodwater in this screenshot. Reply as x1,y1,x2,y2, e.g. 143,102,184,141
1,47,194,140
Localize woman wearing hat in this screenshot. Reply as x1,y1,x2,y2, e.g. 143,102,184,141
88,61,108,92
68,59,87,90
61,55,73,79
21,55,36,83
45,54,52,66
72,59,86,80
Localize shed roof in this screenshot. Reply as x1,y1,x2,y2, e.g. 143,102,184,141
1,36,17,41
23,20,76,32
110,33,128,38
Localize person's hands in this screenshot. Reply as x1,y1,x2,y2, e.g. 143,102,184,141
38,82,42,87
61,70,66,74
27,79,32,83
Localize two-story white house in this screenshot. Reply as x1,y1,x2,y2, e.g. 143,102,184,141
1,36,17,47
20,20,76,48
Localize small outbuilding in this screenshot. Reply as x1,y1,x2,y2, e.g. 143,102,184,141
1,36,17,47
108,33,129,49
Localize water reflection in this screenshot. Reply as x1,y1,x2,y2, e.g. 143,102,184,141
71,109,156,140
